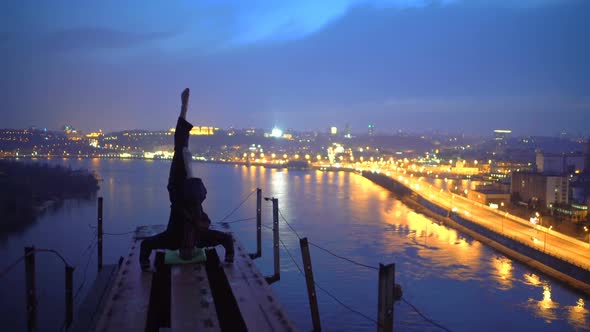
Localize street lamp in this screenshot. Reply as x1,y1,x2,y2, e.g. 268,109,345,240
584,226,590,248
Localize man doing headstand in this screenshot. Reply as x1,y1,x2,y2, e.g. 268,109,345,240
139,88,234,271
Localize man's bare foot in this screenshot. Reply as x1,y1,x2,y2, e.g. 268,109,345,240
180,88,190,119
181,88,190,107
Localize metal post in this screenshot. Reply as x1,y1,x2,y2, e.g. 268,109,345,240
250,188,262,259
97,197,103,271
377,263,395,332
65,265,74,329
299,238,321,332
272,198,280,280
25,246,37,332
265,197,280,284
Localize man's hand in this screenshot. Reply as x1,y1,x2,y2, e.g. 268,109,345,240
181,88,190,106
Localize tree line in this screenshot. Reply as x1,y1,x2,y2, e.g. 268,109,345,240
0,160,99,233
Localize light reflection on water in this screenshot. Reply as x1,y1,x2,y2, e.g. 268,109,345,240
1,160,589,331
523,273,542,287
384,205,484,282
492,256,513,290
568,299,588,330
525,284,559,323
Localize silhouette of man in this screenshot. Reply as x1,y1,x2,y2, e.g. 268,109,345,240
139,88,234,271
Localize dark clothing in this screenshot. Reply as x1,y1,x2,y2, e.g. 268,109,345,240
140,116,233,264
166,116,194,239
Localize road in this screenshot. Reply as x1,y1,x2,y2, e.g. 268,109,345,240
370,167,590,271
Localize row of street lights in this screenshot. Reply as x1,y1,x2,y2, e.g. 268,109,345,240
391,166,590,255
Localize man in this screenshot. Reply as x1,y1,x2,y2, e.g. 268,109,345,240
139,88,234,271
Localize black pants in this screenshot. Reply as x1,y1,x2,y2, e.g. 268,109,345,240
140,228,233,262
139,117,233,263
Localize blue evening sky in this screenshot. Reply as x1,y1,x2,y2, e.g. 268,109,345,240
1,0,588,136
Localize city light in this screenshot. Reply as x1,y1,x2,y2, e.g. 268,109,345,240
271,128,283,138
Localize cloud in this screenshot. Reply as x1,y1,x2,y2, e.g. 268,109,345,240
196,0,575,47
0,0,577,54
209,0,461,46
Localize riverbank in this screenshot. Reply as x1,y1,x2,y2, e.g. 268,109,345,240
0,160,99,235
362,171,590,296
0,155,351,172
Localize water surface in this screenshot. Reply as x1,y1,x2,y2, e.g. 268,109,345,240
0,159,588,331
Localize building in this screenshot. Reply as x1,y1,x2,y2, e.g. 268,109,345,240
189,126,218,136
553,203,587,223
452,160,479,176
535,151,585,174
63,125,83,141
467,189,510,207
493,129,511,143
330,126,338,135
344,123,351,138
511,172,569,210
368,124,375,136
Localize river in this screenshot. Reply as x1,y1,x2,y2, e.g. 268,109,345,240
0,158,588,331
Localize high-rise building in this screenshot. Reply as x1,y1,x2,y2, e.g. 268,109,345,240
368,124,375,136
344,123,351,138
535,151,585,174
330,126,338,135
511,172,569,209
493,129,511,143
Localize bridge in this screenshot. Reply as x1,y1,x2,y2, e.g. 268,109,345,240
70,225,297,332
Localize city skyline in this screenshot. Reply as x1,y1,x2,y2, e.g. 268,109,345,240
1,1,589,135
4,122,587,140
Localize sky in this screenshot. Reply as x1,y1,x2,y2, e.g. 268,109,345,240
1,0,589,136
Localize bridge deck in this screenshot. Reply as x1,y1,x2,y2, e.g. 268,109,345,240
72,225,297,332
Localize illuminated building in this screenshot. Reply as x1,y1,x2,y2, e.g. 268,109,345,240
330,126,337,135
511,172,569,210
63,125,83,141
467,189,510,207
493,129,512,142
344,123,351,138
189,126,218,136
85,130,103,138
85,130,103,148
270,128,283,138
368,124,375,136
170,126,218,136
